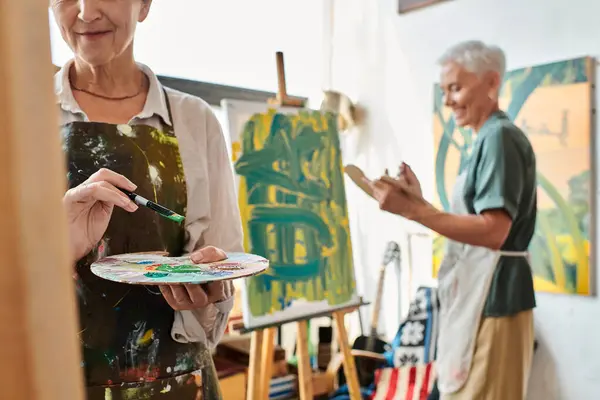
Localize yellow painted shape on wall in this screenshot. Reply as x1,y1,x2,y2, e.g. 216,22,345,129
533,276,570,294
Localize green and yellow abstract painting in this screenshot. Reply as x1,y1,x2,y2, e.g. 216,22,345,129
223,100,359,328
432,57,594,296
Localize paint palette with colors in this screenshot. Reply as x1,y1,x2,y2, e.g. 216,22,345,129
91,252,269,285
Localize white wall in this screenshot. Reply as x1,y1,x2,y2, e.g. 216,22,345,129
329,0,600,399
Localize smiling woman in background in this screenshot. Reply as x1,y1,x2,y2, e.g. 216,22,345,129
51,0,243,398
368,41,537,400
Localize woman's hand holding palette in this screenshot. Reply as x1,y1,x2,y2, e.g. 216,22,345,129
91,252,269,285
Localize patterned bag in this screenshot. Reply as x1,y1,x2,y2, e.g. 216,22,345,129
371,363,436,400
384,287,440,368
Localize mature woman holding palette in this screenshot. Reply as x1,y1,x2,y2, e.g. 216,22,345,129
51,0,242,398
367,41,536,400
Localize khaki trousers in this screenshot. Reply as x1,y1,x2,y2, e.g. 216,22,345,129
441,310,534,400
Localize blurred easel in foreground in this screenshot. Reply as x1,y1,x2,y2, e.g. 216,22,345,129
0,0,84,399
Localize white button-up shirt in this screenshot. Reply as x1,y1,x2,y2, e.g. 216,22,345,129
55,59,243,347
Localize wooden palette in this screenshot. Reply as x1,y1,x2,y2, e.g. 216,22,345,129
344,164,375,198
91,252,269,285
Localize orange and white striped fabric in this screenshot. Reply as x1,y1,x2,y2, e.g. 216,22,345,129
371,363,436,400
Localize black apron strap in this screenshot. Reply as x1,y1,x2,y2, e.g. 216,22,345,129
162,87,175,132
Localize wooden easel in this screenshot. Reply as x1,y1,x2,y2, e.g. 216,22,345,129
1,0,84,399
267,51,306,108
244,52,362,400
246,305,362,400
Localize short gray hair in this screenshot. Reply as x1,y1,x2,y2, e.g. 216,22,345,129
438,40,506,81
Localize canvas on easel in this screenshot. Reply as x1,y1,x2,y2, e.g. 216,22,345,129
222,98,361,330
223,52,362,400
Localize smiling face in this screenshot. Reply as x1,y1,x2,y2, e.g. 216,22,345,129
439,61,501,131
51,0,152,66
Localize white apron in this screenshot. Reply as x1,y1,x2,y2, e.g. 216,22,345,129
436,172,528,394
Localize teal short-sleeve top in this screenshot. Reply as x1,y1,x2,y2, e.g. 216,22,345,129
463,111,537,317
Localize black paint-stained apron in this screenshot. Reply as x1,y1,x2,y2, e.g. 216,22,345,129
62,90,221,400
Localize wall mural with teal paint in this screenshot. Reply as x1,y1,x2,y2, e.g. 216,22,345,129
432,57,594,296
223,99,360,328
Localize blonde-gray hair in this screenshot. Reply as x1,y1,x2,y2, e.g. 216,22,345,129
438,40,506,82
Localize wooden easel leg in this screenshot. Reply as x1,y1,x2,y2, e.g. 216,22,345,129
247,329,265,400
333,311,361,400
296,320,314,400
0,1,84,399
260,327,277,399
